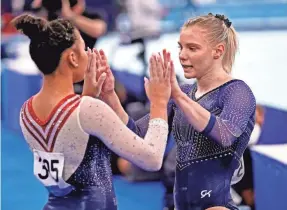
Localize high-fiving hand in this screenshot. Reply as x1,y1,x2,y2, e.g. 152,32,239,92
162,49,182,99
94,49,115,97
144,53,171,105
82,48,107,98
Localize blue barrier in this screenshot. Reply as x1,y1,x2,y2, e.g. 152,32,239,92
1,67,42,132
259,106,287,145
251,148,287,210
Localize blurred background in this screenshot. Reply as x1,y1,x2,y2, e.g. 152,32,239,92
1,0,287,210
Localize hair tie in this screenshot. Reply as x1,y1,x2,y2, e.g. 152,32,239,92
208,13,232,28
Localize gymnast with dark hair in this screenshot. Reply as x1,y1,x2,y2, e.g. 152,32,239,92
14,14,171,210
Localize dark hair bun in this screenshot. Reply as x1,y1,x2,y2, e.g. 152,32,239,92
12,14,48,42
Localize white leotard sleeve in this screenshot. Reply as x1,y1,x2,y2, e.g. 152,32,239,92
78,96,168,171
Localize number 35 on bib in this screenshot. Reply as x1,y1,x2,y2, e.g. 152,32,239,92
33,149,74,196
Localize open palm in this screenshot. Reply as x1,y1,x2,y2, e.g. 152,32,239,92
96,49,115,95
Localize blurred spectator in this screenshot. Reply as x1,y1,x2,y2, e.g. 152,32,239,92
26,0,107,49
121,0,167,75
249,105,265,145
11,0,25,14
1,13,19,34
25,0,107,94
1,0,24,34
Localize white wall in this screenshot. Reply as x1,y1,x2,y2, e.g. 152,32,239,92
96,30,287,111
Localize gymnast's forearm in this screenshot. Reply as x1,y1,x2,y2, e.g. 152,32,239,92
79,96,168,171
69,15,106,38
100,91,129,124
173,91,211,132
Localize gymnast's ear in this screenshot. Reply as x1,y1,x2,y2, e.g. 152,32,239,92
66,49,79,68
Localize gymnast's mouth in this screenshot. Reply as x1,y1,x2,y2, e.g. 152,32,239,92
181,64,193,70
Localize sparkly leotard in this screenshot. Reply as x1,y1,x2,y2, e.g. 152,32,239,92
19,94,168,210
127,79,256,210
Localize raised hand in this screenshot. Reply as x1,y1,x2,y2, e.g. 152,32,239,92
144,54,171,106
162,49,181,99
82,48,107,98
72,0,86,15
31,0,42,9
61,0,75,19
94,49,115,96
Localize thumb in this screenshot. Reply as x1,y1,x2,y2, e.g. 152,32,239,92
144,77,150,95
95,73,107,97
97,73,107,85
170,62,176,81
144,77,149,87
96,73,106,89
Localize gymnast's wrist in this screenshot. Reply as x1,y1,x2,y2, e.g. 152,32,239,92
172,90,184,102
150,100,168,109
99,90,116,101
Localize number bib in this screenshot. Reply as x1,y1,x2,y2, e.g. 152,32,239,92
33,149,74,196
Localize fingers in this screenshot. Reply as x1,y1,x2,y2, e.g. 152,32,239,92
99,49,108,65
144,77,150,97
170,60,176,80
94,48,106,67
165,50,172,79
96,66,108,80
163,49,171,68
95,72,107,97
156,54,164,78
99,49,113,78
93,48,110,76
89,49,96,76
163,49,168,69
92,48,100,70
97,72,107,87
163,49,172,81
149,55,157,79
93,48,105,80
150,54,163,79
166,61,172,81
93,48,101,62
150,52,172,81
157,52,165,70
158,50,172,79
86,47,92,73
167,51,171,63
144,77,149,89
